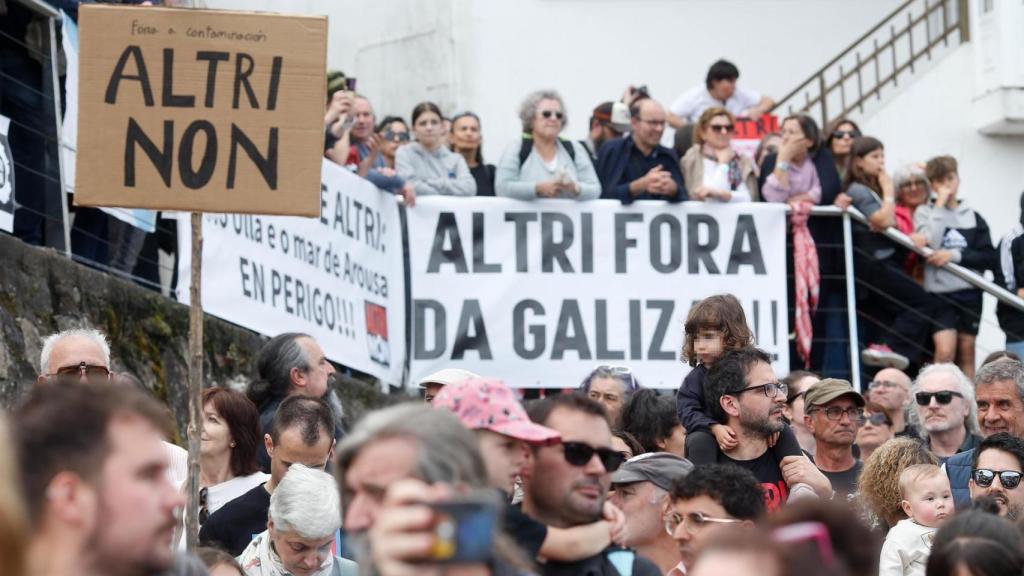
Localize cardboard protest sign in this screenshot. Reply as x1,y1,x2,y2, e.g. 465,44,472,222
75,5,327,216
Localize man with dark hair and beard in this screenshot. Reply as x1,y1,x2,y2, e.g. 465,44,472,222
969,432,1024,519
704,348,832,510
13,380,186,576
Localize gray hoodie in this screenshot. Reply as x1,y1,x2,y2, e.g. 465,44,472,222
395,142,476,197
914,199,996,293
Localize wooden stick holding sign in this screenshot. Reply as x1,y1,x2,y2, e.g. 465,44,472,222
186,212,203,551
74,4,327,550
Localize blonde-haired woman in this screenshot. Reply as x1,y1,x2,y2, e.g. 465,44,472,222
680,106,758,202
857,437,939,531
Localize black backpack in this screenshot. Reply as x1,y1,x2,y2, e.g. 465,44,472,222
518,134,576,167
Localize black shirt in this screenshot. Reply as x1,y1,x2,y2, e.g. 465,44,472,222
720,449,788,512
472,164,496,197
198,482,270,556
539,547,662,576
504,503,547,560
820,460,864,500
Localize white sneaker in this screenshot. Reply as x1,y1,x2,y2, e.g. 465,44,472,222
861,344,910,370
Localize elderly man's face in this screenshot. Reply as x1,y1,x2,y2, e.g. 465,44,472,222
342,436,419,533
586,377,628,424
976,379,1024,438
609,481,668,548
42,335,110,382
916,372,969,435
805,397,862,448
869,368,912,412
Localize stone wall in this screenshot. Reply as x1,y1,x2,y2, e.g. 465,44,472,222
0,233,392,440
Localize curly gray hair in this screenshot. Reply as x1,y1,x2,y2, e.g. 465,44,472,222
518,89,567,134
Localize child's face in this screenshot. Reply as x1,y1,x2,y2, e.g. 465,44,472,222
902,473,953,528
694,329,725,365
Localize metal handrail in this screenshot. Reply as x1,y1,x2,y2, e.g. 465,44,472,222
805,205,1024,314
12,0,60,18
772,0,968,129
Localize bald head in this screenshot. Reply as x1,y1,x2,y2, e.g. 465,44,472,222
870,368,912,412
630,99,666,150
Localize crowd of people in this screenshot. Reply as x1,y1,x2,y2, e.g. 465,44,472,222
318,60,1024,379
5,301,1024,576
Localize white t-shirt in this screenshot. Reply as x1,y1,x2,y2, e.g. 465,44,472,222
670,85,763,123
701,157,752,203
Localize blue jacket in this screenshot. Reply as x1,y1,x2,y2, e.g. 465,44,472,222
945,448,975,510
596,135,687,204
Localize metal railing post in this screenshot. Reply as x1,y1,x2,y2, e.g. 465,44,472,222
957,0,970,42
842,211,862,390
47,15,71,257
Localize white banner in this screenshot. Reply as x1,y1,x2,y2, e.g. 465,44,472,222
178,159,406,385
0,114,13,233
406,198,789,389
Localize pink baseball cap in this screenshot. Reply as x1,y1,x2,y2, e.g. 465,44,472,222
433,378,561,445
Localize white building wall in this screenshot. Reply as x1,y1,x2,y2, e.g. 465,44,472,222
203,0,1024,363
860,43,1024,360
205,0,902,160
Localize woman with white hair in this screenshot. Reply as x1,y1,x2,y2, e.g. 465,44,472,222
495,89,601,200
238,464,357,576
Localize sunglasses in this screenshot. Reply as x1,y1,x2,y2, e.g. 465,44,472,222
973,469,1023,489
862,413,890,427
915,391,964,406
199,487,209,524
51,362,111,380
709,124,735,134
540,110,564,120
562,441,625,472
383,130,410,142
832,130,860,139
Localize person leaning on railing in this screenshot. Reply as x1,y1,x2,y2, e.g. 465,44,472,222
761,115,822,206
913,155,997,379
824,118,862,182
395,101,477,207
995,191,1024,359
495,90,601,201
450,111,497,197
680,107,758,203
838,136,945,371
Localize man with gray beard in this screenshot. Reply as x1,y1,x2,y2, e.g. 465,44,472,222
704,348,832,511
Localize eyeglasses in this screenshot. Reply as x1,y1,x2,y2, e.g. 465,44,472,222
735,381,788,399
664,511,742,536
709,124,735,134
540,110,564,120
861,413,890,427
383,130,410,142
50,362,111,380
915,391,964,406
832,130,860,140
562,441,626,472
868,380,902,390
972,469,1023,489
808,406,865,422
